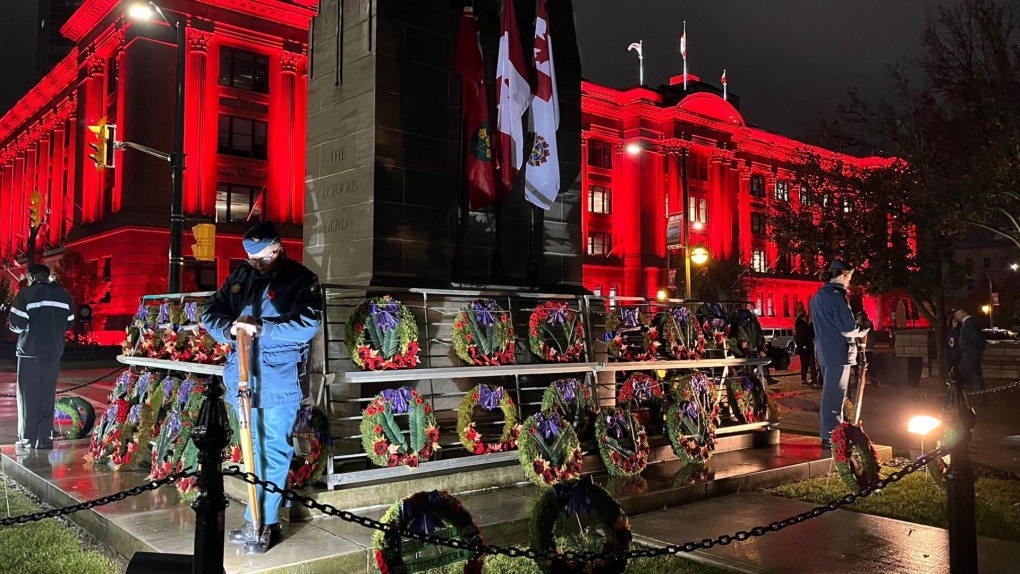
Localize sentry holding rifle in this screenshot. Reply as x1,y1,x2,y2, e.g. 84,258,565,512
202,221,323,555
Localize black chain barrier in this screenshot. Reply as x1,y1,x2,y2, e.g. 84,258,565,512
0,469,195,527
222,444,950,564
966,380,1020,396
0,366,125,399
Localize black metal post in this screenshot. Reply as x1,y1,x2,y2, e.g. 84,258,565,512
943,378,978,574
190,378,230,574
168,16,187,294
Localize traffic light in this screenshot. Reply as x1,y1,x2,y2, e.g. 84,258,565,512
191,223,216,261
87,117,110,171
29,189,42,228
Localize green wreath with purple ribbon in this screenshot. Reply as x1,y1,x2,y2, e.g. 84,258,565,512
518,411,584,487
345,296,420,370
530,476,632,574
373,490,485,574
603,307,660,361
360,386,440,469
452,299,515,366
666,371,720,464
457,384,520,455
53,397,96,439
540,378,597,436
288,405,333,488
726,371,769,423
656,306,706,360
595,407,649,478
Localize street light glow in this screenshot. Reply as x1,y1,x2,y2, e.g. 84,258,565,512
128,4,154,19
692,221,704,231
982,304,991,314
690,246,709,265
1012,263,1019,271
626,143,642,155
656,289,668,301
907,415,941,436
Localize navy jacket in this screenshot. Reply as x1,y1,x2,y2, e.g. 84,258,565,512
202,256,323,408
7,281,74,358
810,282,866,367
958,316,986,358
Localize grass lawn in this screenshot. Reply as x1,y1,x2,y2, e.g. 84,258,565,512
768,466,1020,543
424,545,736,574
0,475,120,574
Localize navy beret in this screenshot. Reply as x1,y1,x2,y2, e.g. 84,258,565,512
242,220,280,254
829,260,854,272
27,264,51,276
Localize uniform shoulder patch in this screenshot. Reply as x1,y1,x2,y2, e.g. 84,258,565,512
229,283,241,294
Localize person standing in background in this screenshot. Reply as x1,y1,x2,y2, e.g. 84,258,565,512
794,307,817,388
952,307,986,393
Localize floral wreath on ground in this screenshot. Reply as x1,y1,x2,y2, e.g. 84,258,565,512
666,371,720,465
528,301,586,363
85,371,137,465
373,490,485,574
361,387,439,469
595,407,649,478
288,405,333,488
831,422,880,493
346,296,420,371
540,378,597,439
656,306,706,360
603,307,659,361
518,411,584,487
147,376,206,483
452,299,515,366
530,476,632,574
457,384,520,455
54,396,96,440
616,373,664,409
925,426,957,487
726,371,770,424
696,303,731,349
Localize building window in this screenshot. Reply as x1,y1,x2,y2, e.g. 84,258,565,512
783,294,790,317
750,212,766,235
588,185,612,214
189,260,219,292
842,196,853,213
822,192,833,209
756,293,764,313
587,139,613,169
751,249,767,273
750,175,765,198
777,252,793,274
983,257,991,269
216,183,261,223
218,47,269,93
106,56,118,95
689,197,708,225
767,294,775,317
218,115,268,160
608,284,619,309
587,232,612,257
99,257,112,303
593,283,603,297
799,185,812,206
775,180,790,202
966,278,975,290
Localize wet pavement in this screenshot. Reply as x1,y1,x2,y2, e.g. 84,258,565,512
0,366,119,444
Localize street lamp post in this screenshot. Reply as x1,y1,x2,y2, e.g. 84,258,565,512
131,2,186,293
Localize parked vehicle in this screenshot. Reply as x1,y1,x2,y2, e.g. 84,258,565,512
763,328,798,355
982,328,1019,341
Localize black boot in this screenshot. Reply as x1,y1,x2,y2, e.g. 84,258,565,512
244,525,277,555
228,522,281,545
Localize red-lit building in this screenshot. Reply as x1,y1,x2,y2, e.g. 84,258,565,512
579,76,893,329
0,0,316,342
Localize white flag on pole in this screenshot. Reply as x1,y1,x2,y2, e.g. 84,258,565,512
496,0,532,194
525,0,559,210
627,41,642,57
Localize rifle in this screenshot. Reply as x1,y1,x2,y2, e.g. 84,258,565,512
235,329,261,534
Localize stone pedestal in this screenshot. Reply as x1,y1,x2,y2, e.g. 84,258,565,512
305,0,582,288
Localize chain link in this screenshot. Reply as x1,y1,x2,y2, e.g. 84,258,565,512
0,469,194,527
0,366,125,399
966,380,1020,396
223,444,950,564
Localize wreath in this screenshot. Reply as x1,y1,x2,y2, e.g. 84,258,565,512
452,299,515,366
925,426,957,487
457,384,520,455
616,373,664,409
603,307,659,361
530,477,631,574
53,397,96,439
696,303,730,349
518,411,584,487
666,372,720,464
726,372,769,424
132,375,176,466
831,422,881,493
346,296,420,371
540,378,597,440
361,387,440,469
373,490,485,574
656,307,706,360
726,308,765,357
595,407,649,478
528,301,586,363
288,405,333,488
85,370,139,464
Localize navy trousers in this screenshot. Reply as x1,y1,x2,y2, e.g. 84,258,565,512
819,364,851,441
17,357,61,446
244,402,300,526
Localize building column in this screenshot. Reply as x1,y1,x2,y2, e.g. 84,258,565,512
49,122,66,247
282,51,307,223
185,29,212,216
617,144,642,296
113,38,127,214
1,164,11,256
25,142,38,253
64,110,77,241
13,154,26,254
36,131,51,252
82,55,105,224
737,168,751,266
765,174,779,269
708,155,724,258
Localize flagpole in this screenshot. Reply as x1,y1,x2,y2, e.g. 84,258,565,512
639,40,644,85
722,69,727,101
682,21,687,90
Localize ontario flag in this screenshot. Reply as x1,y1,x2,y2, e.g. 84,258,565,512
496,0,531,197
454,4,496,210
524,0,559,210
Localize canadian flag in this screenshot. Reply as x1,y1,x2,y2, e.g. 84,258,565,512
524,0,559,210
721,69,727,85
495,0,531,197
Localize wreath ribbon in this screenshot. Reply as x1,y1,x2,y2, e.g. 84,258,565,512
402,490,445,535
478,385,503,411
553,475,595,517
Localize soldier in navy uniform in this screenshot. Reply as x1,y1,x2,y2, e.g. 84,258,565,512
7,264,74,451
202,221,323,555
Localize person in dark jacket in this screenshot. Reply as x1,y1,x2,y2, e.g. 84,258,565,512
810,261,868,448
794,310,817,386
946,315,962,371
952,308,986,392
202,221,323,555
7,264,74,450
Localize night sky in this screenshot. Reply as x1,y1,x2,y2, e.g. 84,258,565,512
1,0,968,137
